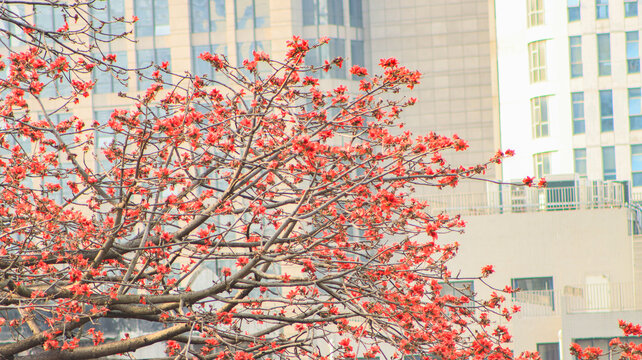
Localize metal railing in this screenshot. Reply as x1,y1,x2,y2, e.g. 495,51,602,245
564,282,637,313
510,290,558,317
418,182,625,216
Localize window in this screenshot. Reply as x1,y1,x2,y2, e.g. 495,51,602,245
236,41,271,68
528,40,547,83
534,153,551,178
91,0,126,37
632,145,642,186
301,0,343,26
597,34,611,76
572,92,585,134
568,0,580,21
602,146,616,180
569,36,583,78
135,0,170,36
93,51,128,94
190,0,225,33
440,280,474,308
600,90,614,132
511,277,554,309
625,0,639,17
34,3,66,32
574,148,587,176
630,88,642,130
136,48,171,91
329,38,346,79
627,31,640,74
192,44,227,79
349,0,363,27
236,0,270,29
596,0,609,19
537,343,560,360
531,96,549,138
351,40,365,80
527,0,544,26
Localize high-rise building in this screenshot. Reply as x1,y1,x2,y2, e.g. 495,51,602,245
495,0,642,199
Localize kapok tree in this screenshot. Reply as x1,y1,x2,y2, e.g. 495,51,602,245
0,4,539,360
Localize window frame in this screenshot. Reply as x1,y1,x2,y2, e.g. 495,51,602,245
597,33,611,76
600,90,614,132
190,0,226,33
602,146,616,181
528,40,547,83
596,0,609,19
574,148,587,176
629,88,642,130
511,276,554,310
625,0,639,17
626,31,640,74
533,152,552,178
569,36,583,78
527,0,544,27
632,144,642,187
567,0,581,21
537,343,561,360
572,92,585,134
531,96,549,138
134,0,170,37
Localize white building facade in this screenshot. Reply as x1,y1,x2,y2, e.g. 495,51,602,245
495,0,642,197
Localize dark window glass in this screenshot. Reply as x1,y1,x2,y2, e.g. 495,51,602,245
569,36,582,78
349,0,363,27
597,34,611,76
135,0,170,36
574,148,587,176
511,277,554,309
600,90,613,132
302,0,316,25
625,0,639,17
567,0,580,21
627,31,640,74
630,88,642,130
191,0,226,33
350,40,365,80
572,92,585,134
602,146,616,180
596,0,609,19
537,343,560,360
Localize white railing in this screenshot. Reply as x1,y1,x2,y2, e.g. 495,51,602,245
418,182,625,216
564,282,637,313
510,290,558,317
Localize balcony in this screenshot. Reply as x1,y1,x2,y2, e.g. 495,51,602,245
510,290,559,317
564,282,638,313
418,181,625,216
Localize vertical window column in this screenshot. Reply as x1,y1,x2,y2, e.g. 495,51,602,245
627,31,640,74
630,88,642,130
572,92,585,134
569,36,583,78
600,90,614,132
235,0,270,29
602,146,616,180
529,40,547,83
597,34,611,76
350,40,365,80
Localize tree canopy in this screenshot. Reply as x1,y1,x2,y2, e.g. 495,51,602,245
0,2,541,360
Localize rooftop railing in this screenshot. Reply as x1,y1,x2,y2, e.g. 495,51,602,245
417,182,626,216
